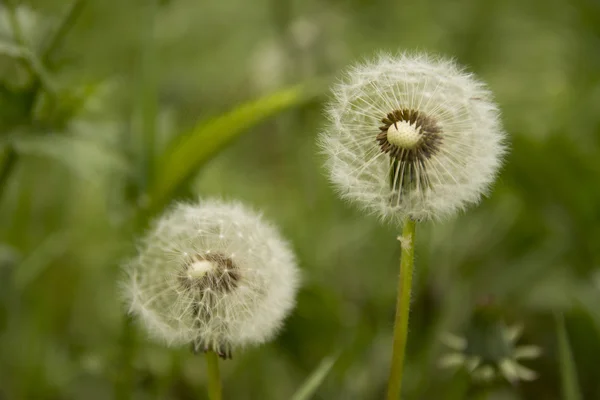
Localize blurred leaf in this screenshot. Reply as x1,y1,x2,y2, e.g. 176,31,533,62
11,134,130,181
556,314,582,400
291,354,337,400
0,4,55,93
574,288,600,340
147,84,310,213
33,81,108,129
0,40,24,57
13,230,70,289
0,243,20,271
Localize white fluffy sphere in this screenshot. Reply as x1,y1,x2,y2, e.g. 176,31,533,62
123,200,300,358
320,52,507,222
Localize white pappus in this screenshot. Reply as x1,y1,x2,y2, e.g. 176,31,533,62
122,199,300,359
320,52,507,223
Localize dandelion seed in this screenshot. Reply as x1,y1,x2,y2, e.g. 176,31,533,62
122,199,300,359
320,52,506,222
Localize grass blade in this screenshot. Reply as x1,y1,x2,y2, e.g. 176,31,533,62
132,0,158,195
291,354,337,400
147,84,309,213
41,0,86,64
555,313,582,400
13,230,70,289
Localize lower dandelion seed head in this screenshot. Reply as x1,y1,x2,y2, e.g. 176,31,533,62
320,52,507,223
122,199,300,359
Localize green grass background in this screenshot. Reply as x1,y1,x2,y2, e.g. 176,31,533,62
1,0,600,398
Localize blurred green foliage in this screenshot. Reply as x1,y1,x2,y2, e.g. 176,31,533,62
1,0,600,399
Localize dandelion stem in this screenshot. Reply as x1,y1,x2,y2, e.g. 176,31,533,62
205,351,223,400
386,218,416,400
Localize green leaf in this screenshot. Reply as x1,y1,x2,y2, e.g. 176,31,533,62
291,354,337,400
0,4,56,94
555,313,582,400
574,286,600,339
11,134,130,182
0,40,24,57
147,84,310,213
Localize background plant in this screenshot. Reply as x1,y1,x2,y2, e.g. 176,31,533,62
1,0,600,399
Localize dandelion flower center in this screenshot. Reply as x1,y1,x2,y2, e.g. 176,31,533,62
375,108,444,193
179,253,240,294
377,108,442,162
386,121,421,149
187,259,216,279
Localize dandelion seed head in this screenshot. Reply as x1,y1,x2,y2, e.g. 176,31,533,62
122,199,300,359
320,52,507,223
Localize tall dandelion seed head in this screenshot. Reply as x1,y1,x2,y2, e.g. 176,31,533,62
122,200,300,359
320,52,507,222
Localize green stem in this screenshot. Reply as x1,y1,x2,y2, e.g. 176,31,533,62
556,313,582,400
205,352,222,400
115,3,159,396
114,315,136,400
0,147,18,201
386,218,416,400
42,0,86,65
134,0,158,196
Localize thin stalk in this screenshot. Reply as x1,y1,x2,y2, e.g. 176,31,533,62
205,351,222,400
386,218,416,400
115,316,136,400
0,147,18,201
556,313,582,400
114,3,159,397
41,0,86,65
134,0,159,196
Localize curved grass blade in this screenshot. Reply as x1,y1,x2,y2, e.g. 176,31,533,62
147,84,309,214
